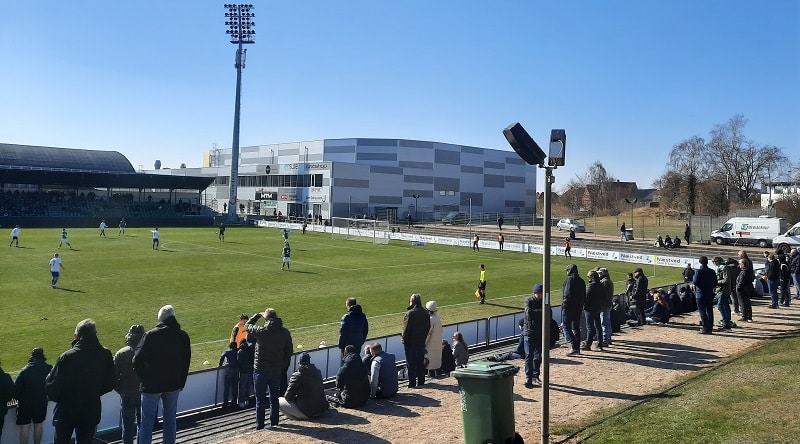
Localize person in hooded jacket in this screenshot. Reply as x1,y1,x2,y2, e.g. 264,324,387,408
632,268,649,326
16,347,52,444
45,319,115,444
338,298,369,364
329,345,370,408
582,270,605,352
524,283,546,387
278,352,328,419
561,264,586,356
692,256,719,334
245,308,293,430
113,325,145,444
133,305,191,444
598,268,614,347
401,294,431,388
237,337,255,408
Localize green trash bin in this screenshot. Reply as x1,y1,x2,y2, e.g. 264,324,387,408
626,228,634,240
452,361,520,444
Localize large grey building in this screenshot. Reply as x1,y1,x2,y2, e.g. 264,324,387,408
152,138,538,222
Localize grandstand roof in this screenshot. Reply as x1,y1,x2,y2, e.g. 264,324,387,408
0,143,213,190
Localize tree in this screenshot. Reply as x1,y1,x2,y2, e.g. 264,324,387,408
668,136,708,215
707,114,789,203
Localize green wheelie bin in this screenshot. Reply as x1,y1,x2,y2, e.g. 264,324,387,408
452,361,520,443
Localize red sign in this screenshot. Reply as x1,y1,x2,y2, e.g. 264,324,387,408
280,194,289,201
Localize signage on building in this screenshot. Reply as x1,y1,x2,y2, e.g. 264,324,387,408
255,191,276,200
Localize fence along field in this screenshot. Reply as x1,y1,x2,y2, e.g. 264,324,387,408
0,226,683,375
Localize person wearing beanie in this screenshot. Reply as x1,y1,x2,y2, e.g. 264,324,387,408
278,352,328,420
692,256,719,334
424,300,443,377
16,347,53,444
45,319,115,444
114,325,145,444
562,264,586,356
133,306,191,444
401,294,431,388
245,308,293,430
523,283,547,387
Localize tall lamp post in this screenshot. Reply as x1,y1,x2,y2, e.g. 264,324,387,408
504,123,566,444
224,4,255,223
624,197,637,235
411,194,420,221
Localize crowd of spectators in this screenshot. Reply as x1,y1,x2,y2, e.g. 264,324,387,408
0,189,196,218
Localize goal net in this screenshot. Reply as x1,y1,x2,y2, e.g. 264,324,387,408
331,217,390,245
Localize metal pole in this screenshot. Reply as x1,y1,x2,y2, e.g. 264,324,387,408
468,197,472,244
227,41,244,223
541,166,553,443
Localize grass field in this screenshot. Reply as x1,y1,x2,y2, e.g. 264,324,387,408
0,225,684,376
560,330,800,443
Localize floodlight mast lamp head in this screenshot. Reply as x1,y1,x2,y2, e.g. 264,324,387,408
224,4,256,45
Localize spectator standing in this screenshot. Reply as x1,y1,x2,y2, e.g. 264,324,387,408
237,337,255,408
564,237,571,258
10,224,21,247
632,268,649,326
425,301,443,377
45,319,115,444
218,342,240,408
0,356,14,439
582,270,604,352
620,222,627,241
736,259,755,322
401,294,431,388
684,223,692,245
562,264,586,356
368,343,398,398
58,228,71,249
328,345,370,408
231,313,250,347
790,249,800,300
16,347,52,444
693,256,719,334
49,253,65,289
133,305,191,444
338,298,369,364
477,264,487,304
472,233,480,251
523,283,545,387
713,257,734,330
245,308,293,430
113,325,145,444
99,220,107,237
278,353,328,420
150,228,160,250
683,263,695,283
452,332,469,367
779,253,791,307
407,213,412,228
515,216,521,231
765,254,781,309
498,232,504,251
598,268,614,347
497,216,504,230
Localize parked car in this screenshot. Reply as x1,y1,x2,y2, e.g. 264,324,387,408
556,218,585,232
442,211,469,225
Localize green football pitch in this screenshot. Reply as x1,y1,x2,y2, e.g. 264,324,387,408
0,226,683,375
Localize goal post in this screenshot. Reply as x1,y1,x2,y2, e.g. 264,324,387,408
331,217,390,244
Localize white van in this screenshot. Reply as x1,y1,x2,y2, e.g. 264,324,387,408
773,221,800,253
710,216,788,248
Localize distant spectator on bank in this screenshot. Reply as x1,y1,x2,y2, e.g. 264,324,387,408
16,347,52,444
114,325,145,444
338,298,369,364
620,222,627,241
231,314,249,350
684,223,692,245
245,308,293,430
452,331,469,367
425,301,443,377
664,235,674,249
328,345,370,408
0,356,14,439
278,353,328,420
402,294,431,388
672,236,681,248
218,341,240,409
134,305,192,444
237,337,255,408
46,319,115,444
368,343,398,398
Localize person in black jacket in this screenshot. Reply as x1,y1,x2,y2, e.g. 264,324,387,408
790,249,800,301
218,341,240,408
562,264,586,356
328,345,370,408
338,298,369,364
582,271,604,352
401,293,431,388
16,347,52,444
279,352,328,419
736,258,755,322
693,257,719,334
45,319,115,444
133,305,191,444
113,325,144,444
237,337,255,408
524,283,547,387
632,268,649,326
0,356,15,440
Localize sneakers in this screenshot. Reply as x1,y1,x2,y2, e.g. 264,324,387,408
532,377,542,386
524,380,534,389
565,349,580,356
487,356,498,362
524,378,543,388
580,343,591,351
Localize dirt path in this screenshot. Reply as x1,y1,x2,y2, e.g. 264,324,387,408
221,299,799,443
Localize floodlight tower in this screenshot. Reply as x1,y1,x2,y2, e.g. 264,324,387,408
224,4,255,222
504,123,566,444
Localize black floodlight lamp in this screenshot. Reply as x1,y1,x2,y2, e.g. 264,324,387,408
503,122,547,167
548,129,566,167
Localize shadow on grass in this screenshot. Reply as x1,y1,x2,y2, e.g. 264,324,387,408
549,383,681,402
54,287,85,293
485,301,524,310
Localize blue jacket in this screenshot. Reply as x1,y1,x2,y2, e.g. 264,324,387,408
369,351,398,398
693,265,718,300
338,304,369,350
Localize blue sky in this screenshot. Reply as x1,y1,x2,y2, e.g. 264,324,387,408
1,1,798,192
